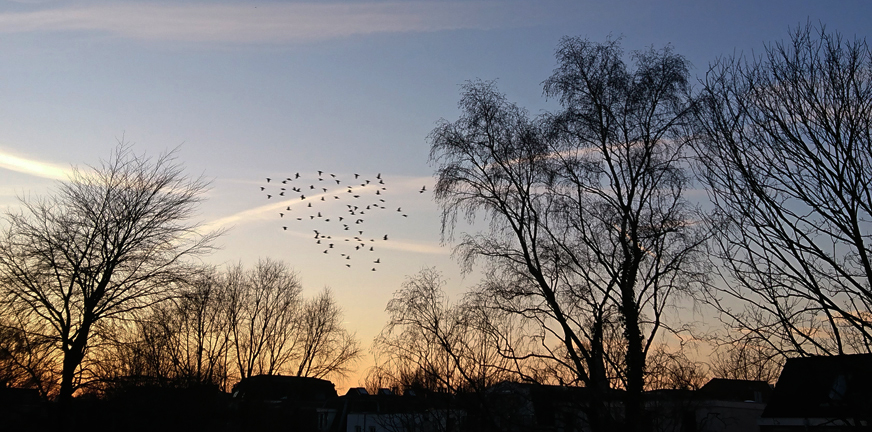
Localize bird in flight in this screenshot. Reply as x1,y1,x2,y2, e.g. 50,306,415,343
262,170,409,271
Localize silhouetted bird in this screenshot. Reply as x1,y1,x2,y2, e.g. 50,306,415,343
374,258,380,263
383,235,388,240
267,178,271,182
354,173,360,179
420,186,426,193
267,195,272,199
280,213,284,217
318,170,323,176
283,226,287,230
260,187,265,191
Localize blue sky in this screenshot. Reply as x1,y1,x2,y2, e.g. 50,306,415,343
0,0,869,386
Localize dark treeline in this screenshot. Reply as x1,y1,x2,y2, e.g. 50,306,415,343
0,146,361,408
1,23,871,432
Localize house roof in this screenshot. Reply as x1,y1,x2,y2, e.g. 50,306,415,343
231,375,338,402
698,378,772,403
761,353,872,420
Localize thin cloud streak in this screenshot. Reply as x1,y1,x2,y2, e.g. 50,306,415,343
202,190,447,255
0,2,542,43
0,149,70,180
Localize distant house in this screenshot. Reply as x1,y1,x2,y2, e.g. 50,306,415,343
483,381,624,432
325,387,462,432
692,378,771,432
231,375,339,432
482,379,771,432
759,353,872,431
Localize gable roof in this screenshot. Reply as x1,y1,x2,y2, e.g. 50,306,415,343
699,378,772,403
761,353,872,420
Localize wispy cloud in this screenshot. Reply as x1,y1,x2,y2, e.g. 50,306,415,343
201,183,447,255
0,148,70,180
0,1,543,43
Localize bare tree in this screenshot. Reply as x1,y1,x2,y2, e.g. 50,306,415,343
429,37,706,432
0,144,221,404
373,269,516,395
0,305,60,398
692,24,872,360
708,340,782,383
226,258,302,380
144,266,232,389
292,288,361,380
645,345,709,391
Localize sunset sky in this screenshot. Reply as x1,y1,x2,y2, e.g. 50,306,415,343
0,0,869,388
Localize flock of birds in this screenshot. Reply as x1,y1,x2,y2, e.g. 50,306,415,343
260,171,426,271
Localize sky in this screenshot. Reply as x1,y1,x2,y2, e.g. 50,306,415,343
0,0,869,388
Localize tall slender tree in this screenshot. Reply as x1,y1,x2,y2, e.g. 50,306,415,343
430,37,705,431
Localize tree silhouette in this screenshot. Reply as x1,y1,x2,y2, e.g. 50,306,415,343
0,144,221,405
429,37,706,432
693,24,872,359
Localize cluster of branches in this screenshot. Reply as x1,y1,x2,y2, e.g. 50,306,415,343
377,24,872,432
368,268,534,396
0,145,360,405
692,24,872,360
424,37,706,432
97,259,361,393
